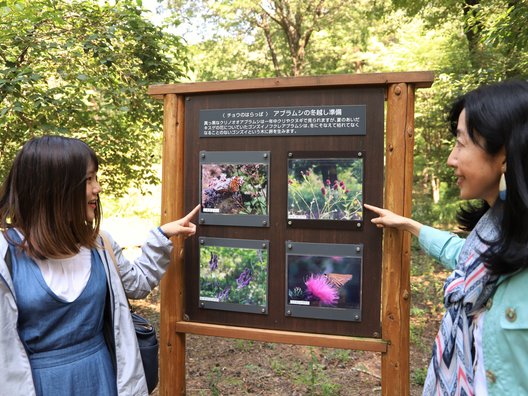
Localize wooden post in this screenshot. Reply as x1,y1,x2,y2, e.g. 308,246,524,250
381,83,415,395
159,94,186,395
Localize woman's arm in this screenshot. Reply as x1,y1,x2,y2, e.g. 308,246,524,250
106,205,200,299
159,204,200,238
364,203,464,270
364,203,423,236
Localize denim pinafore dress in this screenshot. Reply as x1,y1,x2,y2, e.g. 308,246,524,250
8,230,117,396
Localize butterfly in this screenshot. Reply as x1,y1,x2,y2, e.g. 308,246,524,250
228,176,243,192
215,176,243,194
323,273,353,289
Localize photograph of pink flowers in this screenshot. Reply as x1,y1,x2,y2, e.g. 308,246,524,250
199,237,269,314
199,151,270,227
285,241,362,322
287,153,363,229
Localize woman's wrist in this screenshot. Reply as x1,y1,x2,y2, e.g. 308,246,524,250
404,218,423,237
157,226,171,239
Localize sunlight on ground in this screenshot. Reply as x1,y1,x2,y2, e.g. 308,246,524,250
102,216,154,254
100,168,162,259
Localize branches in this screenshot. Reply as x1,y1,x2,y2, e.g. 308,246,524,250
257,12,282,76
254,0,331,76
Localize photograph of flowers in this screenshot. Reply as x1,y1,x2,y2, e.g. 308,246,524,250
199,237,269,314
287,155,363,223
199,151,270,227
286,241,362,321
202,163,268,215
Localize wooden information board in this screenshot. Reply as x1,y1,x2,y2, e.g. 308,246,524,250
148,71,434,395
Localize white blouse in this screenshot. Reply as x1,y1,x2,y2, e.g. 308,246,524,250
34,247,92,302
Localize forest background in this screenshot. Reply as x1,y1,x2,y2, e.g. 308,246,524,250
1,0,527,394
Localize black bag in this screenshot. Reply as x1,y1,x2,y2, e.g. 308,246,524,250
100,233,159,394
131,312,159,394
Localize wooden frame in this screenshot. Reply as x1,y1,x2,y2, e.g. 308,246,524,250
149,71,434,396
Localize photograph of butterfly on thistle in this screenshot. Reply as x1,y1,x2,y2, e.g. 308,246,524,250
287,253,361,311
288,157,363,221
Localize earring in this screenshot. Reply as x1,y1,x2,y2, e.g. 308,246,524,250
499,172,507,201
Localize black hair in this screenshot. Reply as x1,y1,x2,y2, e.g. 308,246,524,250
450,79,528,275
0,135,101,259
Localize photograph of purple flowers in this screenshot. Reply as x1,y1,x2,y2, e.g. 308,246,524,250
199,237,269,314
200,151,270,227
286,241,362,322
287,154,363,228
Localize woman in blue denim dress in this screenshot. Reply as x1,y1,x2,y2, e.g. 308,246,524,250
0,135,200,395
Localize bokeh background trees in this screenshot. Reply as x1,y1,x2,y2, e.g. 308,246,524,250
168,0,527,227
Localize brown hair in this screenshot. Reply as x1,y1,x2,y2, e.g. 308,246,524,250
0,135,101,259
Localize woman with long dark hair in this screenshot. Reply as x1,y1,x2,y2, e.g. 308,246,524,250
0,135,199,395
366,79,528,395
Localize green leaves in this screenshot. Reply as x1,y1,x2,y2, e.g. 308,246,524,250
0,0,190,195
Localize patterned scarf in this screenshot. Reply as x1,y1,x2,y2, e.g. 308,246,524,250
422,206,500,396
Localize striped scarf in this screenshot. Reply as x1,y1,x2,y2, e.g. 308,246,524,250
422,206,500,396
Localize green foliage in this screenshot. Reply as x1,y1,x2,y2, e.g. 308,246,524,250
207,366,222,396
471,0,528,78
235,339,254,351
392,0,528,78
323,348,352,365
293,348,341,396
411,366,428,386
164,0,527,229
410,321,427,351
188,38,273,81
169,0,379,78
0,0,189,194
270,358,288,375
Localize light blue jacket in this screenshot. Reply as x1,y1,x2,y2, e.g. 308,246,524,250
0,228,172,396
419,226,528,395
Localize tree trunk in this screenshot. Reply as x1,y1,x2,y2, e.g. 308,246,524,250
431,175,440,204
258,12,283,77
462,0,482,68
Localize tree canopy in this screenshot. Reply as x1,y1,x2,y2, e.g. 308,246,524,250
168,0,527,226
0,0,189,194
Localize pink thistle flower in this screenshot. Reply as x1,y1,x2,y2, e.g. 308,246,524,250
321,187,326,196
326,179,331,186
305,274,339,306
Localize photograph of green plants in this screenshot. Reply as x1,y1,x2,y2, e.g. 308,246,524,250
199,243,268,309
288,157,363,221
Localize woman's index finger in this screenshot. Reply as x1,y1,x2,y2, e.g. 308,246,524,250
185,204,201,220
